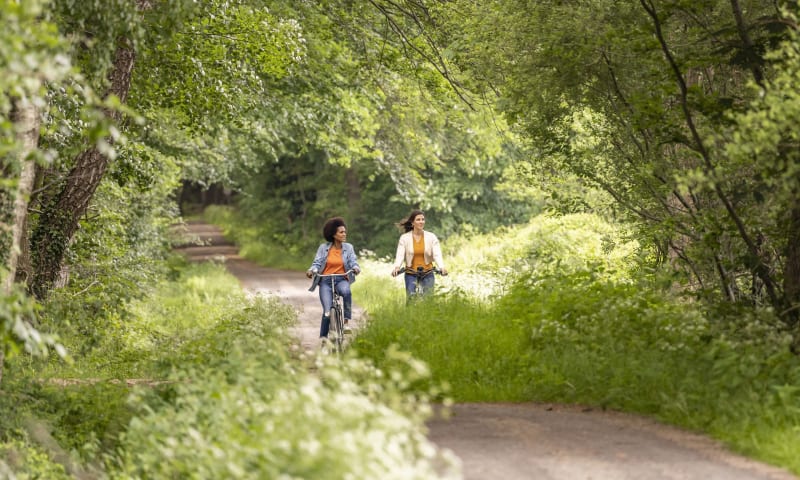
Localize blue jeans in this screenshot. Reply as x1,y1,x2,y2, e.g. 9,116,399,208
404,271,435,297
318,275,352,338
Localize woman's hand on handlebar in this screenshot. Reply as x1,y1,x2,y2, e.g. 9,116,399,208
391,267,446,276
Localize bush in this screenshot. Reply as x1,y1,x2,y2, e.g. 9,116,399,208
0,438,69,480
112,348,460,479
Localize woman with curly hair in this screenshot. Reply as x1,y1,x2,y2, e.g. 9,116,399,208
306,217,361,340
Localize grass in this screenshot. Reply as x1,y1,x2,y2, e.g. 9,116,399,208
353,292,530,401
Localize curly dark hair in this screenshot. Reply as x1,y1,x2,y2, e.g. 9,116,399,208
397,209,425,233
322,217,346,242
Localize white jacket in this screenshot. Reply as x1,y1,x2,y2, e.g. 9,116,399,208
393,231,445,270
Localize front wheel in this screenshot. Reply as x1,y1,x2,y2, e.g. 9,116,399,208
330,306,345,354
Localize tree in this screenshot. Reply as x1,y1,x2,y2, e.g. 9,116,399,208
27,0,150,298
418,0,800,341
717,10,800,342
1,0,73,383
222,0,535,254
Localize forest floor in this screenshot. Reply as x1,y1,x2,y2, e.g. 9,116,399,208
176,221,798,480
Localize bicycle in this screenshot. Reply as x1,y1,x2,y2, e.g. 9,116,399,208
404,266,445,300
310,269,355,354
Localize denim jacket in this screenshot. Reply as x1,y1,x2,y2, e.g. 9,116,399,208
308,242,360,291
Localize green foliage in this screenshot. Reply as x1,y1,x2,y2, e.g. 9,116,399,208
221,151,414,258
0,438,69,480
166,0,538,256
26,381,132,459
0,0,74,278
1,285,64,361
499,272,800,472
202,205,310,269
133,0,302,126
353,293,528,401
113,350,458,479
8,0,800,476
445,213,641,300
32,153,181,361
0,0,71,119
430,0,800,318
5,261,457,478
37,0,161,166
48,0,144,84
97,264,457,479
498,272,710,405
3,263,257,466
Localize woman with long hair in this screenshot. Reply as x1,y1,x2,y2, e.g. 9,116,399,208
391,209,448,297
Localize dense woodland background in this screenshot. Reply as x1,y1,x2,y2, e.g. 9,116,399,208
2,0,800,478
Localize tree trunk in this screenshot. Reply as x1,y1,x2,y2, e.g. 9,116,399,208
2,102,39,290
29,41,137,299
0,100,41,385
784,204,800,351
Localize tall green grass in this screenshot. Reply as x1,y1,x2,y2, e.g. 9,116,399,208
352,213,800,475
353,291,529,401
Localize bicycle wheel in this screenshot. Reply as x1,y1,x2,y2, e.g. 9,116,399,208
410,277,425,302
330,304,345,354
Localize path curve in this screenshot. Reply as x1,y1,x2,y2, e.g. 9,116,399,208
176,221,798,480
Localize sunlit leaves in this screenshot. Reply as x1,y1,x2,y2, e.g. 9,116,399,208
132,0,304,125
0,0,73,162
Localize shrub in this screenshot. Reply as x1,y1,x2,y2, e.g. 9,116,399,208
112,348,460,479
0,438,69,480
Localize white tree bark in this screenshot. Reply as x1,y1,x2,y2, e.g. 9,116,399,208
1,100,40,385
4,101,40,293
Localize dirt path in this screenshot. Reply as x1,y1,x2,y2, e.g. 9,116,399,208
177,222,798,480
175,221,363,352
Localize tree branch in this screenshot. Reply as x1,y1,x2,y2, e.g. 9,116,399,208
640,0,779,306
367,0,474,109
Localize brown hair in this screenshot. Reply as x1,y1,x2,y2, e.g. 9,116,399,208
396,209,424,233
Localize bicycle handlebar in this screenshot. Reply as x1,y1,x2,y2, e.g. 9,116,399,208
311,269,357,278
403,266,446,277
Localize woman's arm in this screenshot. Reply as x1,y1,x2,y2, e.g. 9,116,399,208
429,233,447,274
307,244,327,276
343,243,361,274
392,234,406,276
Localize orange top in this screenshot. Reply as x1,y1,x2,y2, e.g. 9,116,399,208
410,235,432,271
322,246,346,275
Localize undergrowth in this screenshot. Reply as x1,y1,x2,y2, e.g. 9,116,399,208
2,261,458,479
